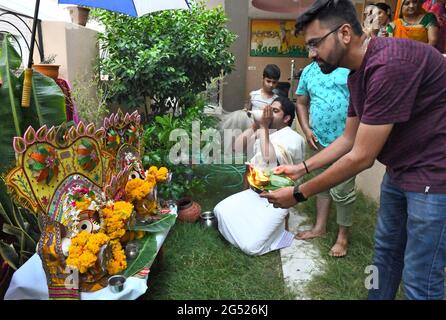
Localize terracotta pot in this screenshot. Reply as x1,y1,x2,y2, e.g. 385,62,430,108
32,64,60,80
177,197,201,223
67,6,90,26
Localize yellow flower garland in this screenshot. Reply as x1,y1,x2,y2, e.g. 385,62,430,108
66,167,169,276
106,240,127,275
66,232,110,273
125,178,153,202
101,201,134,240
147,166,169,182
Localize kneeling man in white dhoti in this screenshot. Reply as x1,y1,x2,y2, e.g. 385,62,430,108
214,96,305,255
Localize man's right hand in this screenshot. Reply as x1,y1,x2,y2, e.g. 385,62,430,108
304,129,319,150
259,105,273,129
273,164,306,181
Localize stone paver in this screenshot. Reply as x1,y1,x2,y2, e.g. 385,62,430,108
280,207,324,299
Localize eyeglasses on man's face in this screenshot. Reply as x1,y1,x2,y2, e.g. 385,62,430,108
305,24,343,51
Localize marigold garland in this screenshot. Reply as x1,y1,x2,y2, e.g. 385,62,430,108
125,178,153,202
66,166,169,277
107,240,127,275
147,166,169,182
66,231,110,273
101,201,133,240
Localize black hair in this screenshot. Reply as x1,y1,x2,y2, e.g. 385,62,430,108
273,96,295,127
374,2,392,20
295,0,363,36
263,64,281,80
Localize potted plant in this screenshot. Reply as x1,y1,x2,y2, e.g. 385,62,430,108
67,6,90,27
32,54,60,80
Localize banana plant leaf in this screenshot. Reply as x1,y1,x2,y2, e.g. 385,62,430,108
0,35,67,173
123,232,157,278
0,181,13,226
129,213,176,233
22,71,66,128
0,241,18,270
0,35,22,172
0,177,41,270
2,224,36,250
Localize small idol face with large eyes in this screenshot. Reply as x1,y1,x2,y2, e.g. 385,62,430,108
128,170,143,181
78,210,101,233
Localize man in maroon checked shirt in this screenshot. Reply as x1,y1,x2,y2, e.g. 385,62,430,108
261,0,446,300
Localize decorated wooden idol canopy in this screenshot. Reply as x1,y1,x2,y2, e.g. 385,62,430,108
4,110,174,299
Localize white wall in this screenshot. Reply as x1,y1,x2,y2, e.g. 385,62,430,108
37,21,98,85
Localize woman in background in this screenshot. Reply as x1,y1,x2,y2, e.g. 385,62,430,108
375,2,395,37
393,0,439,47
422,0,446,52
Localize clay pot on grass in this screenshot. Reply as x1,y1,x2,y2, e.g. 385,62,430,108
177,197,201,223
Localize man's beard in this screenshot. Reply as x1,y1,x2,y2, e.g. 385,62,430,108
315,39,342,74
316,58,338,74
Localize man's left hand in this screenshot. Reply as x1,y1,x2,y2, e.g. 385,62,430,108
260,186,297,209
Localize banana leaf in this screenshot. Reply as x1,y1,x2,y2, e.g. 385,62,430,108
2,224,36,250
0,35,67,173
123,233,157,278
0,35,23,172
21,71,66,128
0,179,14,231
129,213,176,233
0,241,18,270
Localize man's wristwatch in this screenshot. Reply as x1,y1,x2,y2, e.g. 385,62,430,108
293,185,307,203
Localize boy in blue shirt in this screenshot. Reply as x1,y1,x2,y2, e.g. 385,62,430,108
295,62,356,257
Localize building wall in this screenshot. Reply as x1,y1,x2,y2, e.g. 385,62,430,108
221,0,249,112
38,21,98,85
246,56,309,101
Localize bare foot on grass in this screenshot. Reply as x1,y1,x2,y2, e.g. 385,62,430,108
295,228,326,240
328,239,348,257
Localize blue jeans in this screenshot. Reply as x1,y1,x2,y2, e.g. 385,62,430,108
368,173,446,300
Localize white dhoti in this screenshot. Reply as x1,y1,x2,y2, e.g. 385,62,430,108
214,189,294,256
214,126,305,255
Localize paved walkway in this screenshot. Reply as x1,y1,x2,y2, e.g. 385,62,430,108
280,207,323,299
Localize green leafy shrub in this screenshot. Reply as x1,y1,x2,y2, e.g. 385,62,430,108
94,1,235,116
143,97,219,200
71,74,110,127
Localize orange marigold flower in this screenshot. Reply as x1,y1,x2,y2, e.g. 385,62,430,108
125,178,152,201
107,240,127,275
75,198,92,210
66,232,109,274
155,167,169,182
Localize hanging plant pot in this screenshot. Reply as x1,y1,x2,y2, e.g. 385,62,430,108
32,64,60,80
67,6,90,27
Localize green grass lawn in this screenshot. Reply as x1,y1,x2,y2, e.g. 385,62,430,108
298,187,406,299
143,164,294,300
143,162,421,300
144,221,294,300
